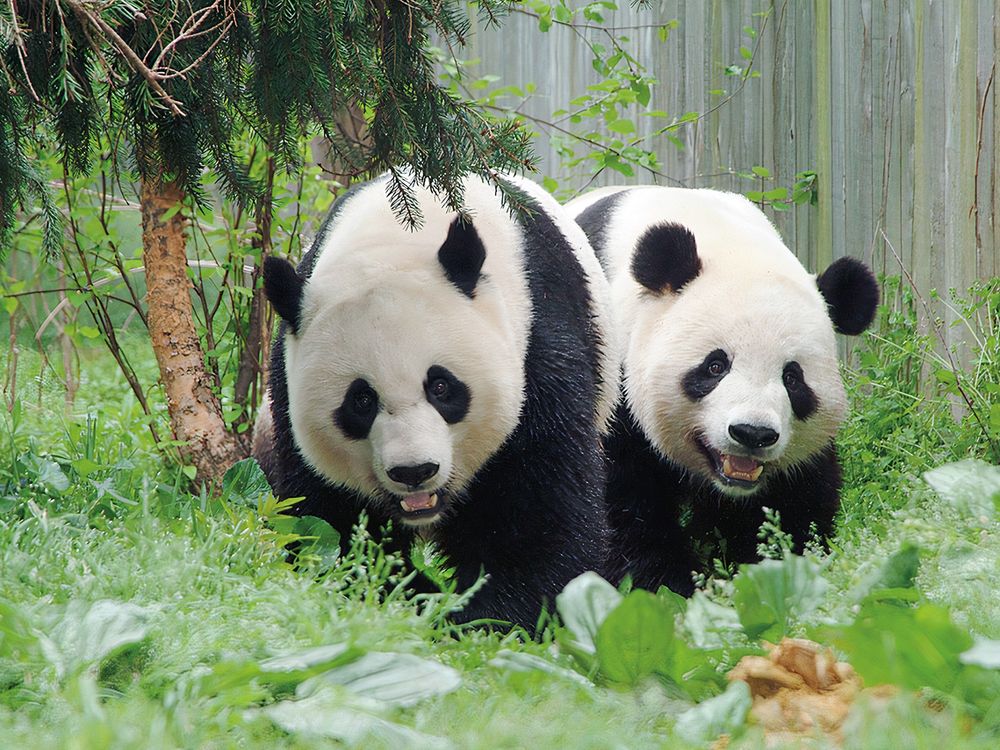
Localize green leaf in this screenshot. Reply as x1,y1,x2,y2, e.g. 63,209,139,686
835,600,972,694
924,459,1000,518
960,638,1000,669
223,457,272,507
488,650,592,687
260,688,449,748
732,555,829,641
3,297,16,315
160,202,184,221
674,680,751,744
595,590,676,685
684,592,742,649
556,572,622,655
762,187,788,201
71,458,101,478
934,368,958,387
292,515,341,570
32,457,70,492
259,643,355,676
300,652,461,707
48,600,152,677
606,118,636,134
875,543,921,590
750,165,770,178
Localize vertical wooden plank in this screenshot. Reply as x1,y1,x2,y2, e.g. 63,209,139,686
974,0,999,278
894,2,917,282
943,0,979,342
793,0,817,271
813,0,834,271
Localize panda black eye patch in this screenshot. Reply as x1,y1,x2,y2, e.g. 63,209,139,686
782,361,818,420
682,349,731,400
335,378,379,440
425,365,470,424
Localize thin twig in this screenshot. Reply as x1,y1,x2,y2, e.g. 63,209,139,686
64,0,186,116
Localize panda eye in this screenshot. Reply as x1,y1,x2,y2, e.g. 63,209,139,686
353,389,376,412
707,359,726,377
783,369,801,390
429,377,450,400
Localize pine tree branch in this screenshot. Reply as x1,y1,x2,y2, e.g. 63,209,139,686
64,0,186,116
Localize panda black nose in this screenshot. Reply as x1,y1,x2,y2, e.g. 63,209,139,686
729,424,780,449
387,462,439,487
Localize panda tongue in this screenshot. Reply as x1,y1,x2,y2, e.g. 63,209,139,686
401,492,436,511
722,454,763,481
726,455,760,473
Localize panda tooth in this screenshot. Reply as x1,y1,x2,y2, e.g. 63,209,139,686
400,500,409,511
750,465,763,481
429,493,438,508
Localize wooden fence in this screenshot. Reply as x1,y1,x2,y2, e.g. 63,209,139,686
466,1,998,343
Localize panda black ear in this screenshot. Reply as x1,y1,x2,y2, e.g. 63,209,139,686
631,222,702,294
438,215,486,298
263,256,305,334
816,257,879,335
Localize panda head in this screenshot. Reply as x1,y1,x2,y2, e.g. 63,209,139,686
625,222,878,496
264,195,530,527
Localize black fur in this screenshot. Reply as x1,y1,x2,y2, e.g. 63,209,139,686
334,379,379,440
574,192,627,274
816,257,879,335
263,257,305,333
257,181,609,630
682,349,730,400
424,365,471,424
438,216,486,298
604,405,841,593
782,361,818,420
632,223,702,294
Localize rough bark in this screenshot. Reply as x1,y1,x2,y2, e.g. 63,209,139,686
140,173,245,484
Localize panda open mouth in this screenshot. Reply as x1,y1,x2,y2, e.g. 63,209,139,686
696,440,764,488
398,492,441,521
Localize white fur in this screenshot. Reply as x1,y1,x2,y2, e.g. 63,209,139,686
567,186,847,495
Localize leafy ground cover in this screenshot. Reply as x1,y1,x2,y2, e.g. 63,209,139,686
1,280,998,749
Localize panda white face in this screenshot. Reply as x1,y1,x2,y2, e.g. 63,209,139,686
287,284,525,525
579,187,878,499
628,277,846,497
270,177,532,527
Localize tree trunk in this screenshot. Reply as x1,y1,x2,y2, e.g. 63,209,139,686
140,172,245,485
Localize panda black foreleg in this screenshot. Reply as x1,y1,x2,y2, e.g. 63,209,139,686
602,408,700,596
438,436,611,630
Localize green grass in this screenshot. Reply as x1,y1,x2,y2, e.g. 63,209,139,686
1,281,998,749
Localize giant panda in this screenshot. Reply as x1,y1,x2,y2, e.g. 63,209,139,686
566,186,879,595
253,171,618,628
